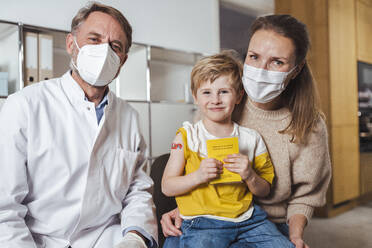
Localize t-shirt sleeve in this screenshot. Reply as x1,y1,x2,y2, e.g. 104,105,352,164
176,127,189,160
253,132,275,185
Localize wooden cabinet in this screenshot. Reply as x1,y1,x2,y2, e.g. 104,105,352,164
276,0,360,216
360,153,372,195
357,0,372,199
332,126,360,203
356,0,372,63
328,0,360,205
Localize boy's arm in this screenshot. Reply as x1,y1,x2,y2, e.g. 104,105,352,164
224,130,274,198
247,131,275,197
244,166,271,197
161,133,197,196
161,133,222,197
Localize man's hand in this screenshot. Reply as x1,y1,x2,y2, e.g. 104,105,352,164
160,208,183,237
114,232,147,248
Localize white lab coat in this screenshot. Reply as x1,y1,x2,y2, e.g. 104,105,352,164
0,71,158,248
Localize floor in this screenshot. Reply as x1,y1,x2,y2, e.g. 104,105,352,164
304,201,372,247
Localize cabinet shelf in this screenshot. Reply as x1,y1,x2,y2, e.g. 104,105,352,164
116,44,204,160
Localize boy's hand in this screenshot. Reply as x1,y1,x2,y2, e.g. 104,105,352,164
195,158,223,184
223,153,254,181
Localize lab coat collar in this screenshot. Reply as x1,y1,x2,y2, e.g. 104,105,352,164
95,91,109,109
61,71,116,112
61,71,88,106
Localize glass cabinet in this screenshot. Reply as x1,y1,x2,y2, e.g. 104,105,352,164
0,22,21,97
0,19,205,162
118,44,203,161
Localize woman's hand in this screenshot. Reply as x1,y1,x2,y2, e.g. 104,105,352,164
289,214,309,248
194,158,223,184
290,237,310,248
160,208,183,237
223,153,254,181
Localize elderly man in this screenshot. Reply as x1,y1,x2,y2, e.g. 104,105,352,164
0,2,157,248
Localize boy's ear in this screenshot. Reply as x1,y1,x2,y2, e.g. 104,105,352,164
236,89,244,104
192,93,197,104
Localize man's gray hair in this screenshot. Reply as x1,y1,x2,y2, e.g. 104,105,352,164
71,1,132,53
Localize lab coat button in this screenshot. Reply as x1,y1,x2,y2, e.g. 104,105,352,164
87,107,90,111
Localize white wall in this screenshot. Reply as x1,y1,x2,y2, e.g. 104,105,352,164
0,0,219,54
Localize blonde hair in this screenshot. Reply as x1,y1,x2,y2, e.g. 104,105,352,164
250,15,324,144
191,50,243,96
71,2,132,53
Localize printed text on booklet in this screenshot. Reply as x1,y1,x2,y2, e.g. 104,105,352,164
206,137,242,184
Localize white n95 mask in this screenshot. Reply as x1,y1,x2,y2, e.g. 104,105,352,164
242,64,296,103
72,38,121,87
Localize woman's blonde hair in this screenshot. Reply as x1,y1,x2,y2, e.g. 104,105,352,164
249,15,324,144
191,50,243,96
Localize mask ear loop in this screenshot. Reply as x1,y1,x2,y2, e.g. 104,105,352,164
291,60,306,80
70,36,81,71
283,64,301,89
73,36,81,51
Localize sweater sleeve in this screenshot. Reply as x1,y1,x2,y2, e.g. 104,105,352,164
287,118,332,223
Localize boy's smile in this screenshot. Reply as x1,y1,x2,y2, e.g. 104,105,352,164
208,107,225,111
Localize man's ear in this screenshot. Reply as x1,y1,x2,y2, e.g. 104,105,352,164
66,33,74,56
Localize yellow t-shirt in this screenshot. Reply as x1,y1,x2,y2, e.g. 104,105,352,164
175,121,274,218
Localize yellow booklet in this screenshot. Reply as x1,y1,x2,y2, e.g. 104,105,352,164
206,137,242,184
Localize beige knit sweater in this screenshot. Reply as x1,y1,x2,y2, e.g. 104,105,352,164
239,99,332,224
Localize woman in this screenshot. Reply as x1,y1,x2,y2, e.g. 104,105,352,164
160,14,331,248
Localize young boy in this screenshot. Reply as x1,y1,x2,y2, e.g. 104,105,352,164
161,52,295,248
